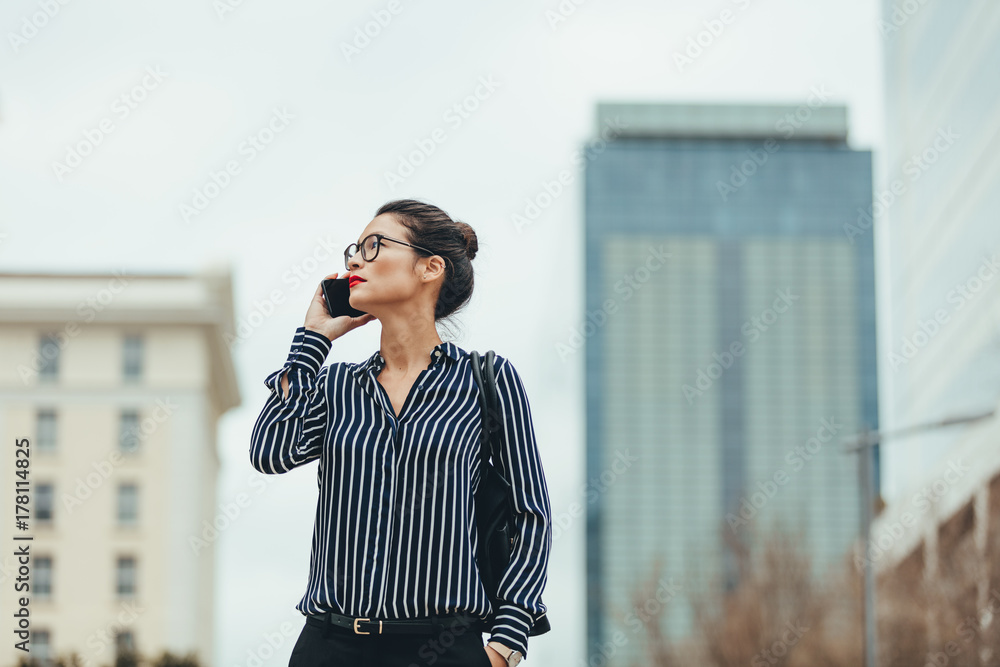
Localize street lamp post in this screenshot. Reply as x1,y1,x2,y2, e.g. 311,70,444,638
842,407,996,667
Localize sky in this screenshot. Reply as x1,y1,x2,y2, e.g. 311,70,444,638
0,0,885,665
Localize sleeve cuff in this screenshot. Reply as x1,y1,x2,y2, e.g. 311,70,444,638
289,326,333,374
488,603,535,658
263,326,332,400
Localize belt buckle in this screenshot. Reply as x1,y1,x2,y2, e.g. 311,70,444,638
353,617,382,635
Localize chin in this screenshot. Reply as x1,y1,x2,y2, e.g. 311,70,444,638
348,294,375,315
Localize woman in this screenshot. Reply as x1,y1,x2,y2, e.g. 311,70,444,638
250,199,552,667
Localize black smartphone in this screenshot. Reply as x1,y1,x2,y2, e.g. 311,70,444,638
322,278,367,318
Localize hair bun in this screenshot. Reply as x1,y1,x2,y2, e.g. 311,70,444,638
457,221,478,261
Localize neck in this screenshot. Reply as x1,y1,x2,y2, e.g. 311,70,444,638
377,313,443,375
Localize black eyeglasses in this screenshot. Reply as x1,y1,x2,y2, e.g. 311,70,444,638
343,233,437,271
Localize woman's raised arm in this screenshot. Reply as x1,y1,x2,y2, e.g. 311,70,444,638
249,326,333,474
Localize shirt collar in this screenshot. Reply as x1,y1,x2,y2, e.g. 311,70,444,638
352,340,463,377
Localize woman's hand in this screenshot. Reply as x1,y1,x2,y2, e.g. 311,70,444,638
303,272,376,343
484,645,506,667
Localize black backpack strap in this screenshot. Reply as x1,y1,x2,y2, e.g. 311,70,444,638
482,351,499,464
469,350,551,636
469,351,501,471
469,351,488,472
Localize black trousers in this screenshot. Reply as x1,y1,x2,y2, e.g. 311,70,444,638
288,613,493,667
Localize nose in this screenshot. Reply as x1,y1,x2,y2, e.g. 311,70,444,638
347,251,363,271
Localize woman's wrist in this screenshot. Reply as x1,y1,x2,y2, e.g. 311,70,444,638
485,644,505,665
303,325,333,343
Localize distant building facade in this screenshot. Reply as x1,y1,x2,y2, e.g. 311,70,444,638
0,266,240,667
880,0,1000,500
584,101,876,664
873,1,1000,657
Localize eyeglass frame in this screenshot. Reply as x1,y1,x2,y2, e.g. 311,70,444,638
343,233,449,272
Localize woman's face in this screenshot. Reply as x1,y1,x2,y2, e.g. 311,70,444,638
346,213,435,315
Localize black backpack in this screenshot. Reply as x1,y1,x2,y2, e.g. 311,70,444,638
469,350,551,637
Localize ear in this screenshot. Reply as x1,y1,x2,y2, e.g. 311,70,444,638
421,255,448,282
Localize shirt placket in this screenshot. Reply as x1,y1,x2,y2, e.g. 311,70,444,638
368,347,447,616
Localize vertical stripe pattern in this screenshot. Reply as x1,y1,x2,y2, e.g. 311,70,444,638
249,326,552,658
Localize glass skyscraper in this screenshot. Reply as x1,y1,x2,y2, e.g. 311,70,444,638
584,102,876,665
880,0,1000,503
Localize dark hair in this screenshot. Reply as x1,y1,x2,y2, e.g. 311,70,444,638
374,198,478,321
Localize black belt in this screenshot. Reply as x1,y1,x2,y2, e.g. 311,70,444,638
306,610,487,636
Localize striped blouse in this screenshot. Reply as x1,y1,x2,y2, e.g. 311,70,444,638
249,326,552,658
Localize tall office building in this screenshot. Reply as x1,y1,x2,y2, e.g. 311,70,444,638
870,0,1000,645
880,1,1000,500
584,102,876,664
0,266,240,667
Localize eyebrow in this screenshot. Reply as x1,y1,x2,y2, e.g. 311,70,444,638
357,232,388,245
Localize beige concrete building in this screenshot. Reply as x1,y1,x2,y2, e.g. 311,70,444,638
0,265,240,667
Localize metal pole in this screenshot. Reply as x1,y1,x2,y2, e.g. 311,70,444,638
843,407,995,667
858,425,878,667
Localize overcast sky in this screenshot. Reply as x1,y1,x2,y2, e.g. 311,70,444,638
0,1,885,665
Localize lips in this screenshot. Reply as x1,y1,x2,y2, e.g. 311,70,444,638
349,275,366,288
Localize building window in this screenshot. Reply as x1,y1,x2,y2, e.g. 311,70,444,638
31,629,52,666
38,334,60,383
116,556,137,598
119,410,140,453
36,556,52,599
36,409,57,453
123,334,143,382
37,484,54,526
118,484,139,526
115,630,136,657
